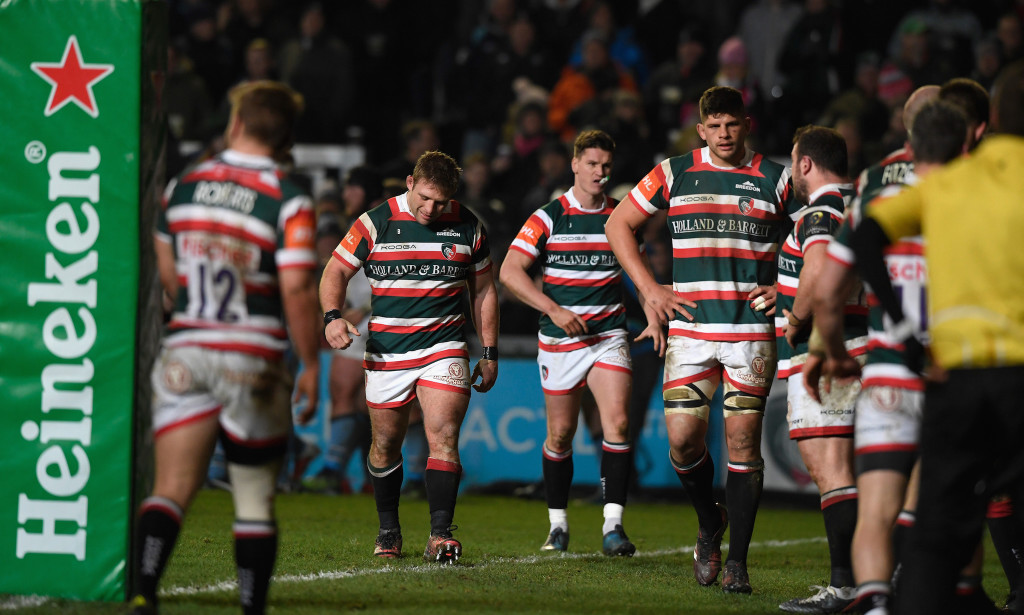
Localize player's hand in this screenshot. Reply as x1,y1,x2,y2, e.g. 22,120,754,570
293,364,320,425
325,318,360,350
643,283,696,324
471,359,498,392
748,285,777,316
635,303,667,357
550,307,589,337
782,309,811,348
806,351,861,402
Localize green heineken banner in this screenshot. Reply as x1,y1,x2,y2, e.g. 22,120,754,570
0,0,164,601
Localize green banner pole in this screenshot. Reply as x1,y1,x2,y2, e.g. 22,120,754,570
0,0,163,601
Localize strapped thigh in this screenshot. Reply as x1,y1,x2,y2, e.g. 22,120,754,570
664,375,718,421
722,380,768,418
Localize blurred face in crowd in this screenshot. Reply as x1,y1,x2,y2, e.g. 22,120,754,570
696,112,749,167
571,147,613,201
405,177,451,226
582,39,609,71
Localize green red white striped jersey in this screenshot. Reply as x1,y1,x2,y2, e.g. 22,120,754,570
332,193,491,370
854,148,913,206
775,183,867,378
626,147,793,342
156,150,318,360
829,170,927,391
509,189,628,350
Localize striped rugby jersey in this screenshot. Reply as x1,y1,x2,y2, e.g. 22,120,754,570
156,150,318,360
509,189,628,351
332,192,491,370
775,183,867,379
854,148,913,206
627,147,793,341
829,173,926,390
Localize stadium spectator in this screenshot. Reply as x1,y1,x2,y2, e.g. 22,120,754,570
567,1,649,85
131,81,320,615
997,12,1024,65
737,0,803,106
818,53,891,162
600,89,657,187
519,139,572,217
972,35,1003,92
851,58,1024,615
380,120,440,183
606,86,794,595
320,151,499,564
455,153,513,250
777,0,853,132
500,129,656,557
547,29,638,142
164,39,213,141
220,0,289,86
886,0,983,85
278,2,354,144
643,25,715,154
178,4,233,102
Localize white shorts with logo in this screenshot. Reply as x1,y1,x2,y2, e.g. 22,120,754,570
786,370,860,439
854,385,923,474
663,336,776,419
151,346,293,447
537,332,631,395
365,357,471,409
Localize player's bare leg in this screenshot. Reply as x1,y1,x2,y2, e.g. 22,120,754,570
132,414,220,613
849,469,907,612
418,384,470,564
781,436,857,613
540,388,584,551
367,403,412,558
587,365,635,556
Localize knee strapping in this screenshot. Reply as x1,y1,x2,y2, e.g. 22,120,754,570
228,462,278,522
722,383,766,416
664,383,710,419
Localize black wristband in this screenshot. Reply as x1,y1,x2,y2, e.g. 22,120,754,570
481,346,498,361
323,309,343,327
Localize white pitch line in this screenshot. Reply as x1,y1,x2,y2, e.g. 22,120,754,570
0,535,826,609
160,535,827,598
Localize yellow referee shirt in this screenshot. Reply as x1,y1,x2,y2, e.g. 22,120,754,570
867,135,1024,369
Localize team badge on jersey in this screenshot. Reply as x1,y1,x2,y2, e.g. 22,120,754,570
542,365,549,380
441,243,456,260
869,387,902,412
163,360,193,393
448,362,464,378
738,196,754,215
751,356,766,375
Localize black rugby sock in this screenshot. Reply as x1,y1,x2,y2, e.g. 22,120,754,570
135,497,183,602
368,457,403,530
725,459,764,564
672,447,723,534
234,521,277,615
543,445,574,510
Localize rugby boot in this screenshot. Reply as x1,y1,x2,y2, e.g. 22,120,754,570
540,527,569,552
373,527,402,559
424,526,461,565
602,524,636,556
693,503,729,585
721,560,752,594
779,585,855,613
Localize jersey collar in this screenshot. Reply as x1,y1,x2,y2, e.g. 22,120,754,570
220,149,277,170
563,187,608,212
699,146,754,169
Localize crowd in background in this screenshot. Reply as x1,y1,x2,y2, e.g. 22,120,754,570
164,0,1024,336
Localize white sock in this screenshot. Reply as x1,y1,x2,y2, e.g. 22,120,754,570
548,508,568,533
602,503,624,535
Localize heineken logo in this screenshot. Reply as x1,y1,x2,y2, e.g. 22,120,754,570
441,243,456,260
31,35,114,118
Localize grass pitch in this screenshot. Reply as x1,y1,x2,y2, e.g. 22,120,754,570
3,489,1012,614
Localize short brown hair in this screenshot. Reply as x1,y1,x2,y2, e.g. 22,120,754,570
699,86,746,122
939,78,990,128
793,125,848,177
412,151,462,198
228,80,304,158
573,129,615,158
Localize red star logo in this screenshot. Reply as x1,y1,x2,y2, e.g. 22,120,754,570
31,35,114,118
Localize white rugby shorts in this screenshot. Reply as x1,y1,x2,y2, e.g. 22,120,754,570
663,336,776,399
786,370,859,439
151,346,293,446
537,332,631,395
854,385,923,473
364,356,470,409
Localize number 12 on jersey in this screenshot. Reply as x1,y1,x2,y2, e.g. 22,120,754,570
186,261,248,323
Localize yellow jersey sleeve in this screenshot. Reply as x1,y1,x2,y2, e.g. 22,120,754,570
865,187,923,243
